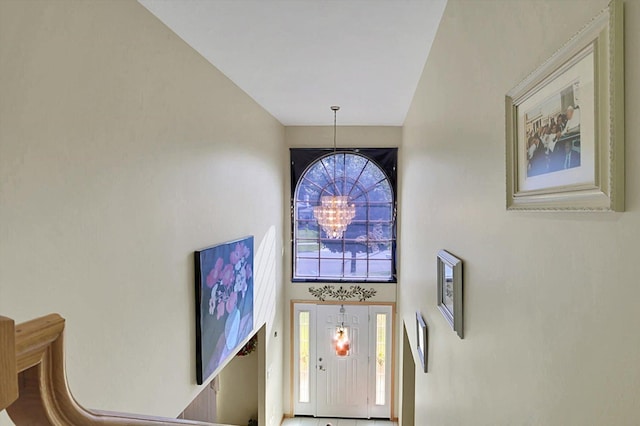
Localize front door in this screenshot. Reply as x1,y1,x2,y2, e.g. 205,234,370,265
316,304,369,417
293,303,392,419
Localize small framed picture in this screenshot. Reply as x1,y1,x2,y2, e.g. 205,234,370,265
416,312,427,373
437,250,463,339
505,0,624,211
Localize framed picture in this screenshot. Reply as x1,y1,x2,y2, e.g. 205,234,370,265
195,236,254,384
416,312,427,373
505,0,624,211
437,250,463,339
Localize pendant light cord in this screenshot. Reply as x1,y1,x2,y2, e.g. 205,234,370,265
333,107,338,153
331,106,340,195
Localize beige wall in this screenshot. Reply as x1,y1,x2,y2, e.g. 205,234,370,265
6,0,640,425
400,0,640,424
285,126,402,149
217,351,259,425
0,1,284,425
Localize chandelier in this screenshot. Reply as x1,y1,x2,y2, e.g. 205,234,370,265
313,106,356,239
333,305,351,357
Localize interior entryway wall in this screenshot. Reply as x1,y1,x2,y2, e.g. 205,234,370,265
216,325,267,425
400,324,415,426
178,380,217,422
217,349,258,424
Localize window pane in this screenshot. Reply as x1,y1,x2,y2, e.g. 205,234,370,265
320,239,345,254
368,223,394,241
355,160,385,189
368,204,393,222
296,257,319,277
296,250,393,280
299,311,310,403
296,240,320,256
345,154,368,178
293,151,396,281
347,259,369,278
369,180,393,202
297,179,323,202
319,257,344,277
339,221,367,243
296,202,316,223
348,188,366,203
368,259,393,279
321,156,345,192
304,162,333,192
296,219,319,239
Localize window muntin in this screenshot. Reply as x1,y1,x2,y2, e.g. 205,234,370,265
293,151,396,282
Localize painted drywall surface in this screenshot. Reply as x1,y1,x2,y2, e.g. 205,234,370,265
285,125,402,149
400,324,415,426
282,126,401,416
0,1,284,424
255,227,284,426
217,350,259,425
400,0,640,424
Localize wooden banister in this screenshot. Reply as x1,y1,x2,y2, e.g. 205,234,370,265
0,316,18,411
3,314,232,426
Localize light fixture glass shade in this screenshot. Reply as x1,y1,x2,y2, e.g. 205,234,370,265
313,195,356,239
333,326,350,357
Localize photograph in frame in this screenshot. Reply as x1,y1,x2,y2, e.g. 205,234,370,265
524,81,583,179
518,47,594,193
416,312,427,373
505,0,624,211
437,250,463,339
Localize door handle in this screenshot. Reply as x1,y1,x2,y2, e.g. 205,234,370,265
318,365,326,371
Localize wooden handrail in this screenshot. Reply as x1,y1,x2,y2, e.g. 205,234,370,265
2,314,233,426
0,316,18,410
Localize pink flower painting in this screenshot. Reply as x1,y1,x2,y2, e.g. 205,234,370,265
195,236,254,384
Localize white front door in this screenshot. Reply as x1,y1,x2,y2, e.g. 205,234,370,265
316,304,369,417
293,303,392,419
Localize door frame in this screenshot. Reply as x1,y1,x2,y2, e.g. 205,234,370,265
289,300,396,419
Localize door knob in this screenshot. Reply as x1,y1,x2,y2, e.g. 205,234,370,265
318,365,326,371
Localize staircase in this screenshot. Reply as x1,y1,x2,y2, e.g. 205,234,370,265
0,314,232,425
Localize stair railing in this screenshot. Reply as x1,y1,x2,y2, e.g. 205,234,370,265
1,313,231,426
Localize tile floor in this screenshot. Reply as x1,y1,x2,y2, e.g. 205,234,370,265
281,417,397,426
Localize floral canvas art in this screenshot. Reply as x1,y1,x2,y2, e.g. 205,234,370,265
195,236,254,384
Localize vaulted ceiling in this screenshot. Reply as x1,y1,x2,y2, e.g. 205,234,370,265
138,0,447,126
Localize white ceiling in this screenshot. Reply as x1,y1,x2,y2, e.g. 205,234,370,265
138,0,447,126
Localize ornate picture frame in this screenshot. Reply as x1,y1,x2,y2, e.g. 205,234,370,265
416,312,428,373
437,250,463,339
505,0,624,211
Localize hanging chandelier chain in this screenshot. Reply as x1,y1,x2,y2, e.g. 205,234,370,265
312,105,355,240
331,105,339,192
332,106,338,153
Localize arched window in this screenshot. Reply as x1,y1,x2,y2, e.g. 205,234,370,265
291,149,397,282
